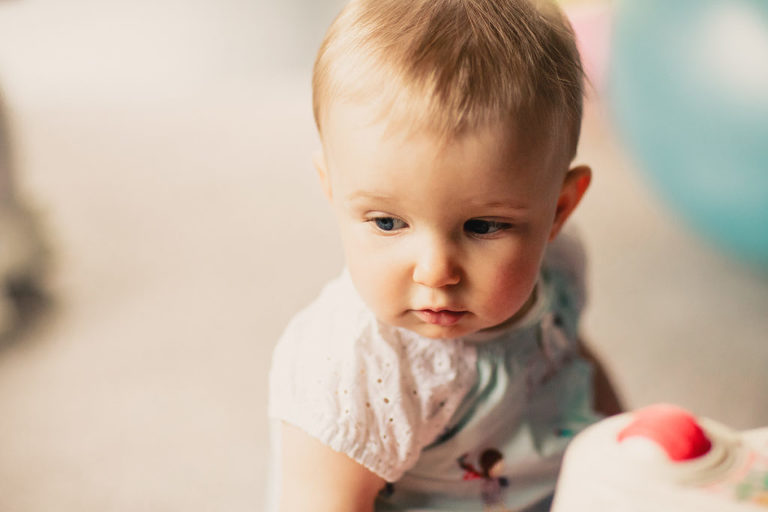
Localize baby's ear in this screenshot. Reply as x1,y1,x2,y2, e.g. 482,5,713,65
313,150,333,201
549,165,591,241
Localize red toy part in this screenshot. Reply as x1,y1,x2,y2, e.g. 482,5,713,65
617,404,712,462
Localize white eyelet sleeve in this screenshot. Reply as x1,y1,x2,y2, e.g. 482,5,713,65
268,273,477,483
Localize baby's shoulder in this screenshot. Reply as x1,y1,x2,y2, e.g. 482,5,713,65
273,270,369,356
542,228,588,315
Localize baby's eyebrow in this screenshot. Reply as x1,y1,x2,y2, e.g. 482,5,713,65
345,191,396,203
472,200,530,211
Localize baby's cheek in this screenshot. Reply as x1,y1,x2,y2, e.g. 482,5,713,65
374,274,407,314
360,276,388,309
485,263,538,316
348,260,402,317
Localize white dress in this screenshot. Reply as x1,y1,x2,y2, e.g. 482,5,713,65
267,233,600,511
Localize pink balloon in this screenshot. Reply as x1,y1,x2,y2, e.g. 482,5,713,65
565,4,614,92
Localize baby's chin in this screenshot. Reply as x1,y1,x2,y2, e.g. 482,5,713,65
384,314,481,340
400,327,466,340
408,325,473,340
389,309,528,340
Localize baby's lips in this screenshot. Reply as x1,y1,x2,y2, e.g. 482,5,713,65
415,309,466,326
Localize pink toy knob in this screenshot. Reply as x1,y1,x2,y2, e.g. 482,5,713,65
617,404,712,462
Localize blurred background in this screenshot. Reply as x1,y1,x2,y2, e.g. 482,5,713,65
0,0,766,509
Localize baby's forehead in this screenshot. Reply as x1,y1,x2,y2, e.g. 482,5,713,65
321,101,571,205
322,97,564,164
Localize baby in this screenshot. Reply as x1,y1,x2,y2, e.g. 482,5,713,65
268,0,620,510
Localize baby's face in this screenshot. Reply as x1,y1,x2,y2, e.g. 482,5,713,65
318,102,579,339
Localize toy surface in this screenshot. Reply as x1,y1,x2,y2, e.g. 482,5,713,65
552,404,768,511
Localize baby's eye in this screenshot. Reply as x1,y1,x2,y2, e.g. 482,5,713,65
371,217,407,232
464,219,511,235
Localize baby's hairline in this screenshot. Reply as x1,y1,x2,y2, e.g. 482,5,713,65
316,94,579,169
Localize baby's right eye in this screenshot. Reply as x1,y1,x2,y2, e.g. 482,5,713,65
371,217,407,232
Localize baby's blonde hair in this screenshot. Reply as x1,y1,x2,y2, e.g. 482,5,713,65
313,0,584,157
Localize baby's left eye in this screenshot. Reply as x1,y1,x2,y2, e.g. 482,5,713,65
464,219,511,235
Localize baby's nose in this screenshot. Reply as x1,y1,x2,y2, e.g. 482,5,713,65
412,239,461,288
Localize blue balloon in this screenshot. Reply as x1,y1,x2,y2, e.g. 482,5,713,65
609,0,768,267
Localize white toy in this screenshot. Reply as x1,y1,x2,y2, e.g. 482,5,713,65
553,404,768,511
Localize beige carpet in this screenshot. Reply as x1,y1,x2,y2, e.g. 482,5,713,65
0,1,766,510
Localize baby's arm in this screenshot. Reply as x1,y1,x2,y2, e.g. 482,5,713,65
580,341,624,417
278,422,386,512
